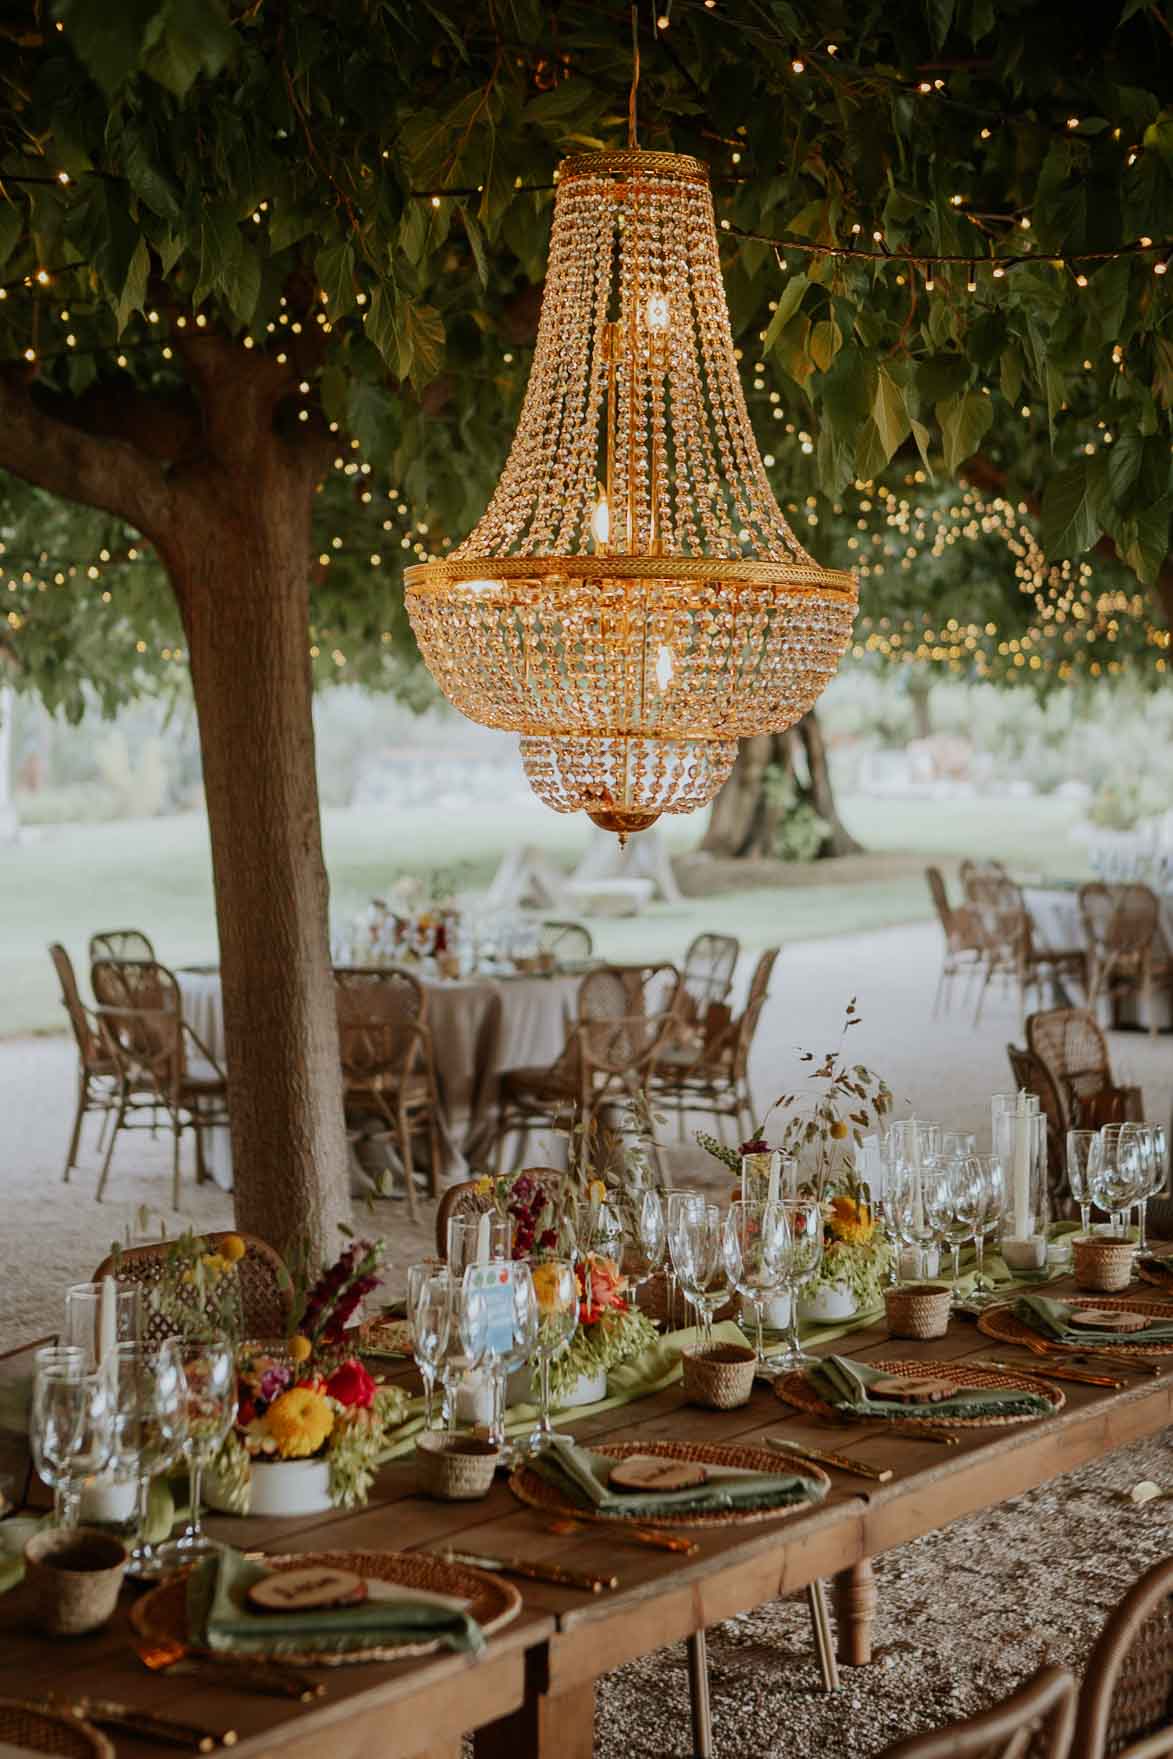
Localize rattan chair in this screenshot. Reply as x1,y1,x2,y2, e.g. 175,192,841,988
877,1664,1076,1758
90,958,229,1207
434,1167,567,1258
1073,1556,1173,1759
1080,883,1171,1039
495,964,679,1173
969,873,1086,1025
88,928,156,965
650,947,779,1144
334,967,442,1218
1025,1007,1143,1135
927,866,987,1016
680,932,739,1021
538,919,594,962
48,943,121,1182
92,1232,292,1353
1007,1042,1069,1217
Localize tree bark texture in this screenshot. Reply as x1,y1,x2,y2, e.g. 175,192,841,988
700,709,861,859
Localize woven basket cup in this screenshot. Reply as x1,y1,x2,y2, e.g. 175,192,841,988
24,1527,127,1636
415,1432,499,1500
885,1282,953,1340
681,1343,757,1409
1072,1236,1136,1292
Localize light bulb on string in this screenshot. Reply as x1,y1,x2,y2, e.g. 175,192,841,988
590,492,610,547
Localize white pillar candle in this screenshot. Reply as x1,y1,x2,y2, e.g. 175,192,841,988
1012,1089,1032,1240
97,1276,117,1366
475,1212,492,1265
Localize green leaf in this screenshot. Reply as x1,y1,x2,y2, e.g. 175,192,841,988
346,380,397,463
364,283,404,377
937,390,994,473
402,303,445,387
872,366,911,460
195,202,241,306
54,0,161,96
223,240,261,323
115,235,150,333
0,201,22,271
910,418,933,474
142,0,236,99
120,125,181,222
315,240,356,319
999,344,1023,407
763,272,808,352
809,319,842,373
458,203,489,289
269,205,316,254
854,419,889,483
1106,430,1144,511
1040,461,1102,558
1116,497,1170,585
924,0,955,50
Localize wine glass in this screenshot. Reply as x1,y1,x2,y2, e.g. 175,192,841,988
1066,1129,1098,1237
664,1189,701,1329
1089,1125,1142,1236
1123,1124,1161,1251
667,1197,727,1353
624,1188,667,1306
722,1200,789,1368
926,1161,971,1301
771,1199,824,1370
153,1338,236,1569
30,1358,112,1527
408,1264,451,1433
447,1212,509,1277
473,1262,538,1463
893,1159,946,1282
440,1279,490,1433
523,1258,579,1455
107,1341,188,1576
958,1154,1007,1303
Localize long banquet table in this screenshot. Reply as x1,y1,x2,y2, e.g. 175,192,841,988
5,1264,1172,1757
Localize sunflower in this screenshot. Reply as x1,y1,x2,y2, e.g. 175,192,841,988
828,1195,875,1247
265,1386,335,1458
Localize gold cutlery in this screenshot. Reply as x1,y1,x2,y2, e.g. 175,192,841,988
440,1547,619,1594
971,1355,1123,1390
817,1413,957,1446
767,1435,894,1483
134,1637,325,1701
1016,1334,1165,1375
73,1700,237,1751
544,1516,698,1555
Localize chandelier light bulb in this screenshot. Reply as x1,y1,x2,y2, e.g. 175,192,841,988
404,150,857,839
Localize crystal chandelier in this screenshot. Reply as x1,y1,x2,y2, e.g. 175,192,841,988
405,148,857,839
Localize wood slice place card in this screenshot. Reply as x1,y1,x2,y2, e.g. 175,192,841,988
1069,1309,1153,1333
869,1375,961,1405
246,1566,368,1614
608,1457,709,1493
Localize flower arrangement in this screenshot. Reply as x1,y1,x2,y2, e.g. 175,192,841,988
335,873,462,970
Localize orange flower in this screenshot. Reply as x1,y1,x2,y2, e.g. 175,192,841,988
828,1195,875,1246
577,1254,628,1324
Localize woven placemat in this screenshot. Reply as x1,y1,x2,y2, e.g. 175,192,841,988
131,1549,521,1666
509,1437,830,1529
775,1356,1065,1428
358,1317,413,1358
0,1701,113,1759
1137,1259,1173,1292
978,1294,1173,1356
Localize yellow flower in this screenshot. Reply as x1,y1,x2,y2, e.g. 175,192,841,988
473,1176,493,1197
220,1234,246,1264
288,1334,313,1365
828,1195,875,1247
200,1252,229,1276
265,1387,334,1458
531,1261,571,1316
589,1179,607,1205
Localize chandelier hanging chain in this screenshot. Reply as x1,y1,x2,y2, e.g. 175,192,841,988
628,4,640,151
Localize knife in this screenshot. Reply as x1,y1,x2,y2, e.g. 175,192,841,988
74,1700,237,1751
971,1355,1124,1389
767,1435,894,1483
440,1548,618,1594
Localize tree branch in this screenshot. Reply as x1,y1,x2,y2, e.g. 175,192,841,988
0,370,173,539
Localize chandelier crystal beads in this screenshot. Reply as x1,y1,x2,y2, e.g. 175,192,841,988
405,149,857,838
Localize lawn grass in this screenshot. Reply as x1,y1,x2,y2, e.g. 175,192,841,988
1,791,1089,1036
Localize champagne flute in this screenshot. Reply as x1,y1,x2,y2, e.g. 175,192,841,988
408,1263,451,1433
771,1200,823,1371
668,1197,727,1353
153,1338,236,1569
30,1359,112,1527
1066,1129,1098,1237
722,1200,789,1368
523,1258,579,1455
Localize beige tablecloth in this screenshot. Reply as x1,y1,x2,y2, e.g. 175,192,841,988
176,967,582,1193
1024,886,1172,1031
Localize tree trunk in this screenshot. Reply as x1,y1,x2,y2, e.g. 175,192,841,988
699,707,861,860
701,734,776,857
168,458,351,1267
797,711,862,857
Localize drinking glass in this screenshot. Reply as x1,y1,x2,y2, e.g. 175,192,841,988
447,1213,509,1277
153,1339,236,1569
524,1258,579,1455
667,1197,727,1352
771,1200,824,1371
958,1155,1007,1302
64,1282,141,1370
490,1263,538,1464
926,1162,971,1300
30,1358,112,1527
664,1189,701,1329
1123,1124,1161,1250
893,1160,946,1281
1089,1125,1142,1236
440,1280,491,1433
625,1188,667,1303
106,1341,188,1575
722,1200,789,1367
873,1135,904,1288
408,1265,451,1433
1066,1129,1099,1237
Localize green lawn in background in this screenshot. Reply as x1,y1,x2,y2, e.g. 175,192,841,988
0,791,1089,1036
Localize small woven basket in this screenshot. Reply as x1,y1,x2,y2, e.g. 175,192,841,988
415,1432,499,1500
885,1282,952,1340
1072,1236,1135,1292
23,1527,127,1637
681,1343,756,1409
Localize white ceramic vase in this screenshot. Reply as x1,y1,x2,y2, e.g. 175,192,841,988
798,1280,859,1324
206,1457,334,1518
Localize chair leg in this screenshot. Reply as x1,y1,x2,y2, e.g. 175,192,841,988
806,1580,840,1694
193,1112,210,1186
686,1629,713,1759
63,1071,88,1181
972,956,995,1026
95,1090,128,1203
171,1107,182,1212
396,1104,421,1222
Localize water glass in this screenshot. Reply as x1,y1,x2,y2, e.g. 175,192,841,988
64,1282,141,1370
448,1212,510,1277
30,1358,112,1527
408,1264,451,1433
106,1341,188,1575
1122,1124,1161,1250
1089,1125,1142,1235
958,1155,1008,1301
625,1188,667,1300
524,1258,579,1455
440,1281,490,1433
722,1200,789,1367
667,1197,727,1352
664,1189,702,1328
1066,1129,1098,1237
152,1339,236,1569
925,1163,971,1299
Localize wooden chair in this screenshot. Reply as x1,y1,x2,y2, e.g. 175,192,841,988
89,928,156,964
93,1232,292,1352
538,920,593,962
334,967,442,1218
877,1663,1076,1758
1074,1556,1173,1759
650,947,779,1145
90,958,229,1207
927,866,987,1016
680,932,739,1022
969,873,1086,1026
1007,1042,1068,1217
1026,1007,1143,1135
48,942,121,1182
1080,882,1171,1039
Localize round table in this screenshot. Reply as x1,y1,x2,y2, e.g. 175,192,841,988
1023,885,1172,1031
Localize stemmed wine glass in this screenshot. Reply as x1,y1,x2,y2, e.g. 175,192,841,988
925,1161,972,1301
1089,1125,1143,1236
107,1340,188,1577
408,1263,451,1433
958,1154,1007,1303
722,1200,789,1368
153,1338,236,1569
474,1262,538,1464
1067,1129,1098,1238
30,1356,112,1527
440,1280,490,1432
664,1190,701,1330
524,1258,579,1456
667,1197,727,1353
447,1213,509,1277
625,1189,667,1306
893,1160,947,1282
1123,1124,1161,1251
771,1199,824,1371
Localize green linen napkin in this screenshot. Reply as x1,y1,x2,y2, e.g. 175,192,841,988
809,1355,1052,1420
188,1548,484,1657
1015,1294,1173,1345
532,1434,826,1519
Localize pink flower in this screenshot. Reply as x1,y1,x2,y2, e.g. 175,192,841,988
325,1358,376,1409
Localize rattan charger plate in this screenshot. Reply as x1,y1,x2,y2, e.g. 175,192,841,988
775,1356,1065,1428
131,1549,521,1667
977,1294,1173,1356
509,1437,830,1529
0,1701,113,1759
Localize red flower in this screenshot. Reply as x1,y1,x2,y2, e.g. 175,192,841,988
326,1358,376,1409
236,1396,256,1429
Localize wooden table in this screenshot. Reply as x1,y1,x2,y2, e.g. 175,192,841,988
5,1278,1172,1757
